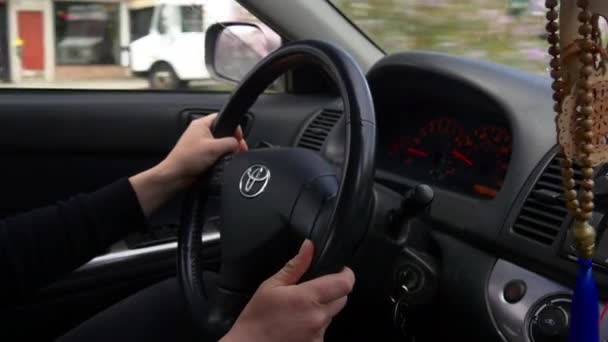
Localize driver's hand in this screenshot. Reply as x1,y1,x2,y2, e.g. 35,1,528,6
160,113,248,186
220,240,355,342
130,113,248,216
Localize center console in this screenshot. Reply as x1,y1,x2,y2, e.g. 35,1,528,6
488,259,608,342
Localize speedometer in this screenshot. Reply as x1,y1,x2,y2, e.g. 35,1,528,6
460,125,512,198
388,117,466,182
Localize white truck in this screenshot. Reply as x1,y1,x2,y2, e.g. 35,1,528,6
129,0,238,89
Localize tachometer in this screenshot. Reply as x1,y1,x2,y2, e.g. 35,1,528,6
461,125,512,198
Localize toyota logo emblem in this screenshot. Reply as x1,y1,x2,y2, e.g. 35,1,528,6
239,164,271,198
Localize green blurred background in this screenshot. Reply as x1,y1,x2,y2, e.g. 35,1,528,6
331,0,551,74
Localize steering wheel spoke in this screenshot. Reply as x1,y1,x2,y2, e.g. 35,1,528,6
203,154,233,196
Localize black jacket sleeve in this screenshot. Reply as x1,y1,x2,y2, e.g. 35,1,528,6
0,178,147,304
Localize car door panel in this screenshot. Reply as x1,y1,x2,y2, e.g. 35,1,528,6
0,90,334,340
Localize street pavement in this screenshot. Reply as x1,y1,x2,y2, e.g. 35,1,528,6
0,78,148,90
0,78,232,91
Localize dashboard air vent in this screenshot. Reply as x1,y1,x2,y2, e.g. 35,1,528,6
512,154,582,245
297,109,342,151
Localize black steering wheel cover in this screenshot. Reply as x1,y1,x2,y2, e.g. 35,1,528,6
179,40,376,332
178,181,208,326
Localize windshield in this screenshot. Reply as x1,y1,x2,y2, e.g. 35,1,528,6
331,0,552,74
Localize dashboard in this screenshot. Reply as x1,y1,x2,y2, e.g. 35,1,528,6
378,111,511,199
297,51,608,341
347,52,608,341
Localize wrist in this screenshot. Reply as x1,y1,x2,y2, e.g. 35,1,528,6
152,160,193,193
128,161,192,217
219,321,265,342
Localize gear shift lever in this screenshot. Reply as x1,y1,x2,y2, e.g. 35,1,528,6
389,184,434,238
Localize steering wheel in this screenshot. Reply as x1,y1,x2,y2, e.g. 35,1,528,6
178,40,376,339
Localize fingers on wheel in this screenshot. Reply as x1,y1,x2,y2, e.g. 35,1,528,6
300,267,355,304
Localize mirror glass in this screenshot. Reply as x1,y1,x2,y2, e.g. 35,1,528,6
213,25,280,82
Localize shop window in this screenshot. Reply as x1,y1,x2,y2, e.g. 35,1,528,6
55,2,120,65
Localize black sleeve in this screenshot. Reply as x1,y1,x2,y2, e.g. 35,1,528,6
0,178,147,304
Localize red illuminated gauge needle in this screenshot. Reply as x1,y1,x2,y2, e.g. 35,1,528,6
452,149,473,167
407,148,429,157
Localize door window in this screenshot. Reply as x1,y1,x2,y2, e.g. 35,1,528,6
5,0,282,92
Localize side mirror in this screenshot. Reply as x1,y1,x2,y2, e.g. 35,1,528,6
205,22,280,83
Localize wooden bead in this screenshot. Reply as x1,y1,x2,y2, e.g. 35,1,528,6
546,21,559,33
582,131,594,142
548,46,560,57
581,157,593,168
551,69,562,79
550,58,561,69
581,52,594,64
545,0,558,7
582,179,595,190
578,92,594,105
553,92,565,102
554,103,562,113
580,106,593,116
583,41,595,52
561,158,573,168
563,168,575,178
564,178,576,189
582,190,594,202
582,119,594,130
582,202,595,212
582,143,594,153
565,189,578,200
578,78,592,90
582,131,594,140
581,65,594,76
579,24,593,36
578,24,593,36
546,10,558,21
548,33,559,45
577,89,587,97
552,80,564,90
579,10,592,22
567,199,581,210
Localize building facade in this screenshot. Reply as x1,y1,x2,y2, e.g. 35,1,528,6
6,0,154,82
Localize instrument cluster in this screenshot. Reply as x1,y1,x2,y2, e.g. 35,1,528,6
379,114,512,199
